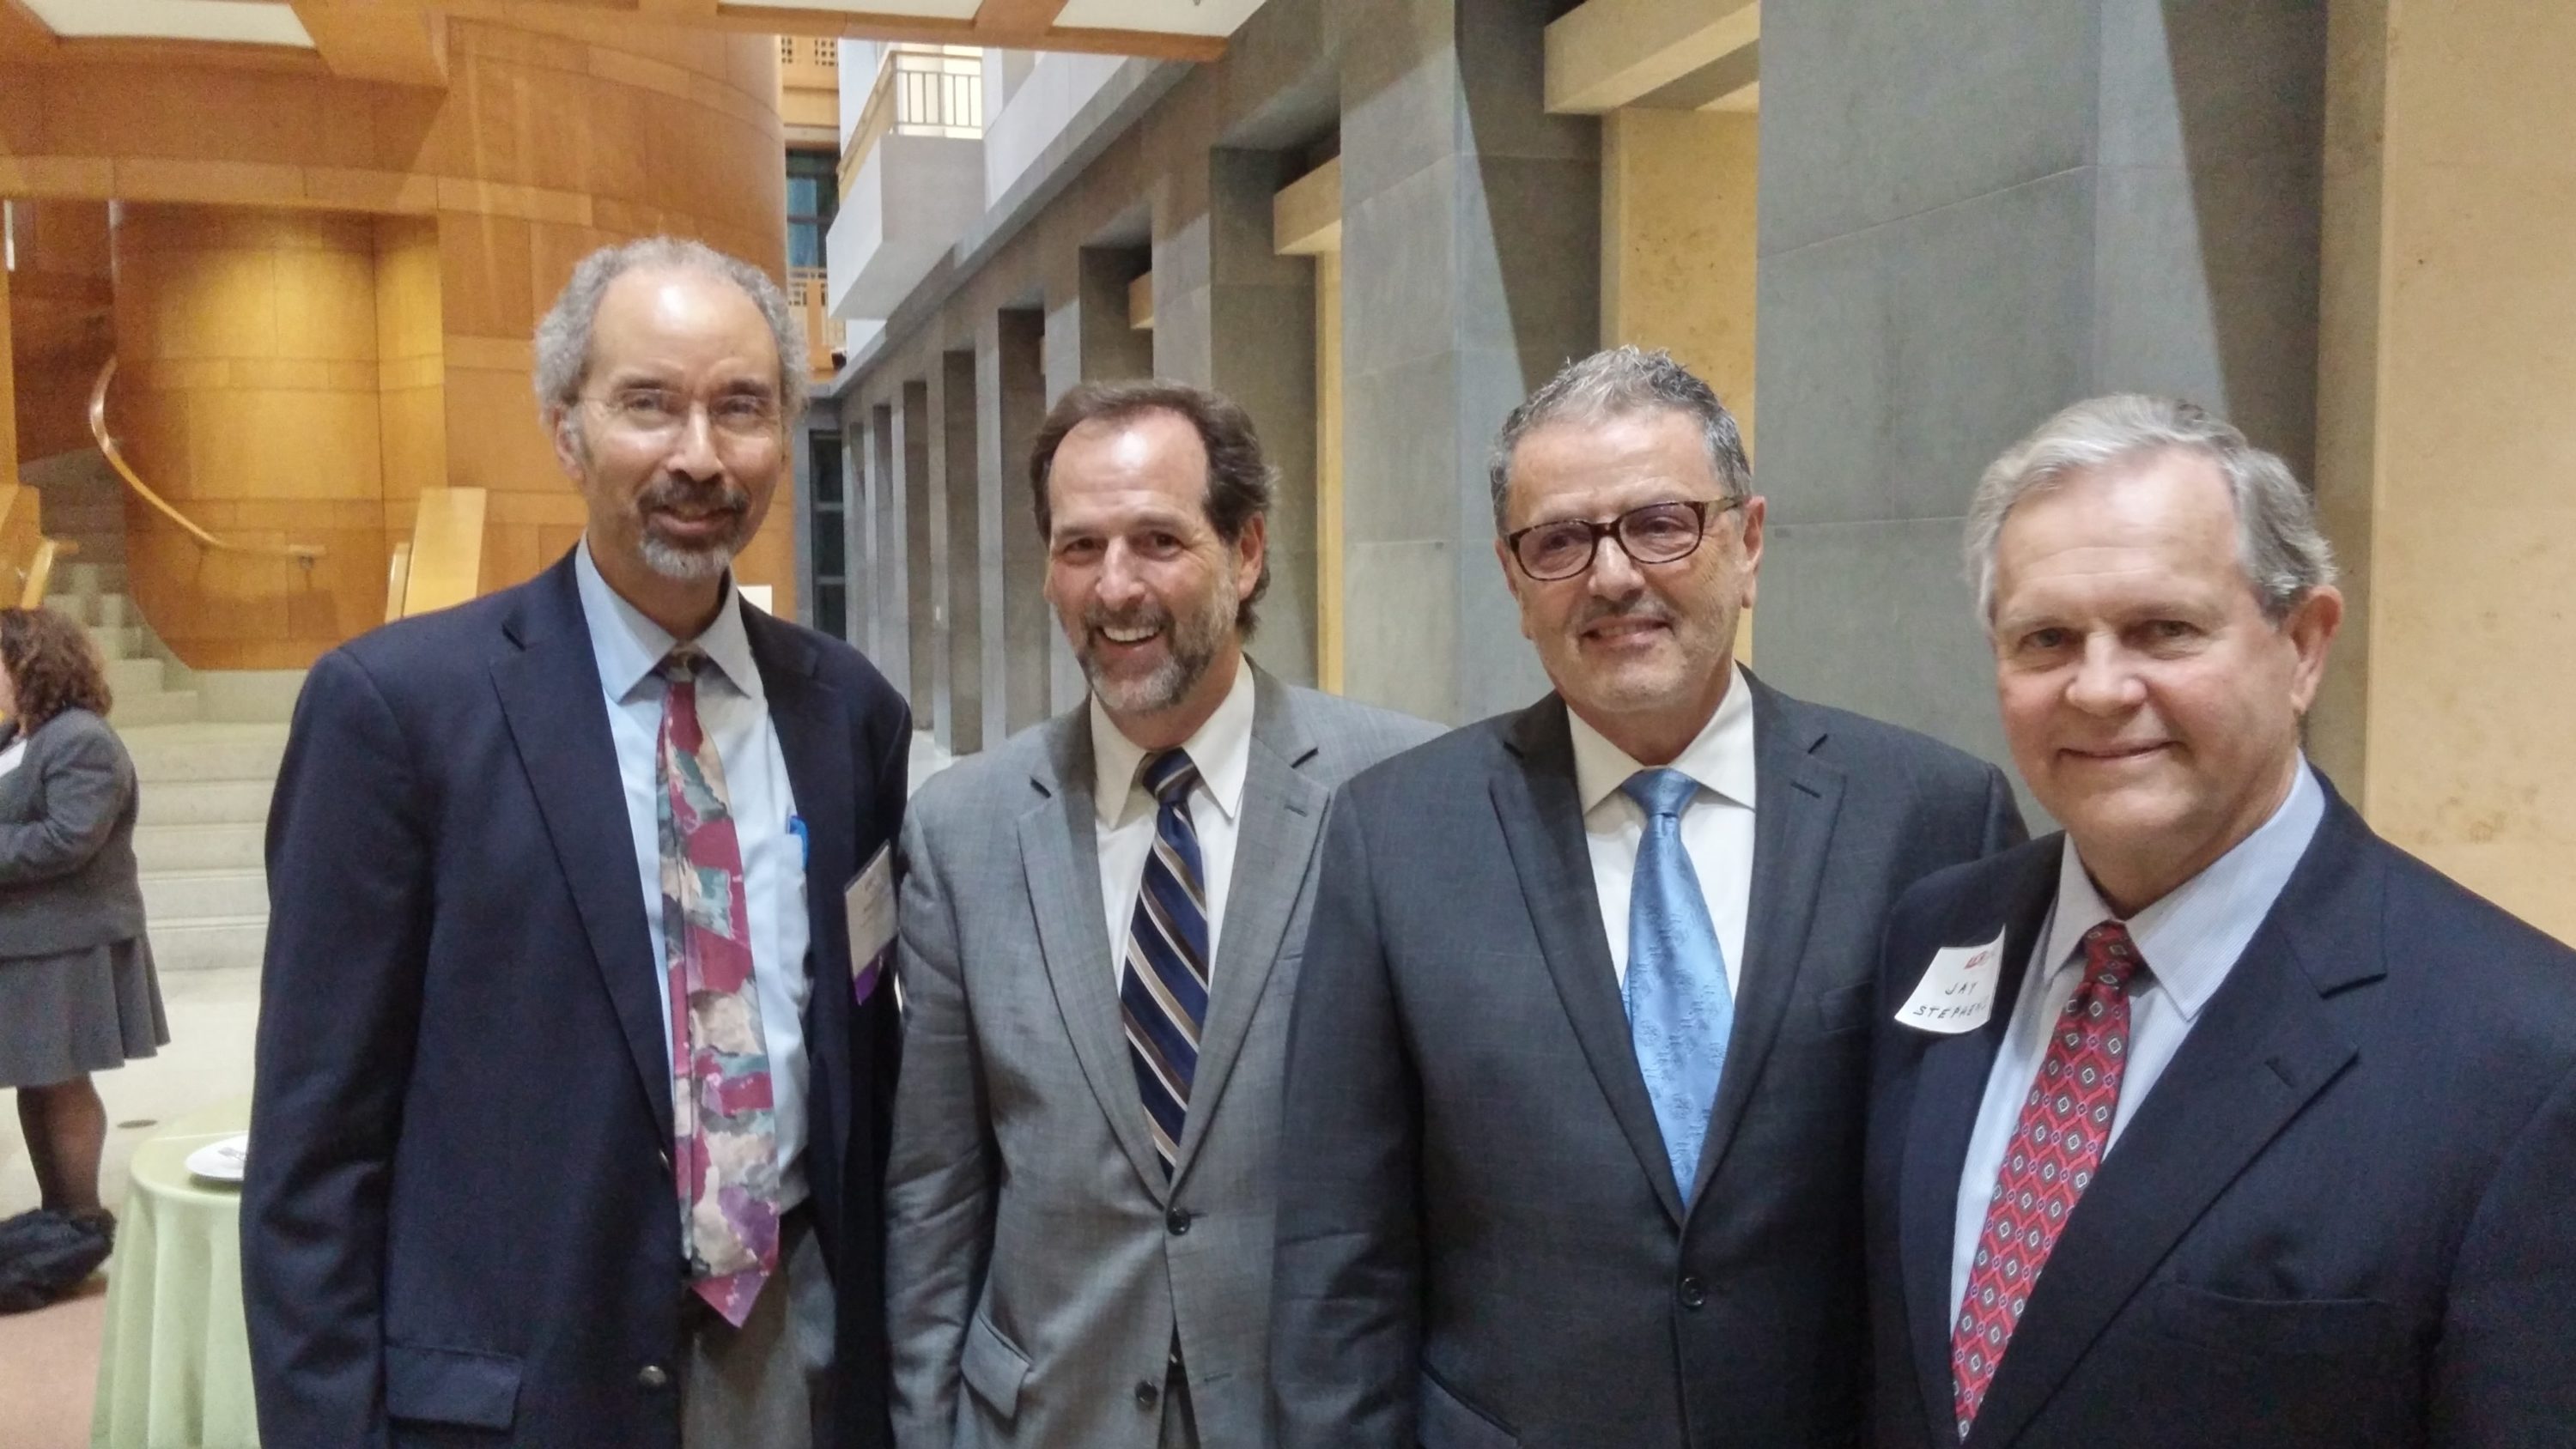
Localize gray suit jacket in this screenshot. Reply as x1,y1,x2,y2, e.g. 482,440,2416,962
1270,676,2026,1449
886,667,1438,1449
0,707,145,957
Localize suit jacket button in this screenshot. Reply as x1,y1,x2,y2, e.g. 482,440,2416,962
1166,1208,1192,1236
638,1363,670,1389
1135,1379,1161,1408
1679,1276,1707,1310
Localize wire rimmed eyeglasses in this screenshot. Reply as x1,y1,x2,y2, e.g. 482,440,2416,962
1504,497,1744,581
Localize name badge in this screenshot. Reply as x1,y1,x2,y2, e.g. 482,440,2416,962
1893,927,2008,1034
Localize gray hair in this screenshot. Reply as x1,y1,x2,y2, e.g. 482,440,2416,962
531,236,807,430
1965,394,2336,628
1486,346,1752,532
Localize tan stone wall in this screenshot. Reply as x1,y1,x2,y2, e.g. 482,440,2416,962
2317,0,2576,943
1601,107,1759,455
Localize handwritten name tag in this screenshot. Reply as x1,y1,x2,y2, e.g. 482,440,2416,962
1893,927,2007,1034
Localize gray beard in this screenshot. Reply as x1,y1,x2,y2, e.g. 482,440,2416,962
638,530,737,583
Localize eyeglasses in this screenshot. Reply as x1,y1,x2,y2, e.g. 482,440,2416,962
1504,498,1742,580
584,386,781,442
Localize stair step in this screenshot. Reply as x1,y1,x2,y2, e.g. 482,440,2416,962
123,725,291,785
134,822,264,873
140,868,270,922
85,624,144,660
138,778,271,828
106,656,168,697
148,914,269,973
111,688,200,726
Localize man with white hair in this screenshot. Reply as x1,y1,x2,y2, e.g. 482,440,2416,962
246,238,911,1449
1864,395,2576,1447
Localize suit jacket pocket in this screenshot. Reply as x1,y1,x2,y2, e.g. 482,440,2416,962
1417,1368,1518,1449
1807,980,1876,1039
383,1342,522,1429
960,1313,1032,1422
2142,1282,2402,1359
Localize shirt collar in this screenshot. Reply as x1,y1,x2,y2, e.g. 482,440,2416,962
573,537,762,706
1091,660,1257,828
2041,758,2327,1022
1568,661,1759,817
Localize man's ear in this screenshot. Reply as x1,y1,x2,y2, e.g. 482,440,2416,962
1233,512,1267,603
2284,584,2344,715
545,406,586,484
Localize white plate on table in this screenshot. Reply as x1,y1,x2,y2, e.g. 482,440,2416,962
185,1134,250,1185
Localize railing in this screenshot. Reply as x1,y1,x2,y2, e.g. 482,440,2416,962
0,481,77,610
787,265,839,379
840,45,986,200
391,487,485,621
778,34,839,91
88,358,323,568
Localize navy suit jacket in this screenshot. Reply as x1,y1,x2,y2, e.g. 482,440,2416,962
1273,677,2024,1449
244,551,911,1449
1866,776,2576,1448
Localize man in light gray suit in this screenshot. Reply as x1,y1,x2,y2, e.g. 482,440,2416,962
1269,349,2026,1448
885,379,1437,1449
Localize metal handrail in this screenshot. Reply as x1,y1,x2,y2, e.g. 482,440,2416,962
88,357,322,567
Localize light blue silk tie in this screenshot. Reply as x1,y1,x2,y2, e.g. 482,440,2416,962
1621,767,1735,1205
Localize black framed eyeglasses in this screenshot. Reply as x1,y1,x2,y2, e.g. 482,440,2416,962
1504,498,1743,580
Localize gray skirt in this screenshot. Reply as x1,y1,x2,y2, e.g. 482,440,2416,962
0,937,170,1088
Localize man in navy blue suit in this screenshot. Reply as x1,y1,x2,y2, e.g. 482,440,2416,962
1867,395,2576,1448
244,239,910,1449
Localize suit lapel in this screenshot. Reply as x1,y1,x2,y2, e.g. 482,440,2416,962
1896,845,2058,1449
1689,677,1845,1206
1967,805,2374,1448
1018,711,1170,1196
1173,670,1327,1180
1495,697,1687,1225
489,558,673,1138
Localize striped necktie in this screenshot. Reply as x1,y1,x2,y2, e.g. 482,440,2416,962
1120,749,1208,1178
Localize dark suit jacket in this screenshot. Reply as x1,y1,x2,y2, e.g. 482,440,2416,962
243,551,911,1449
1271,675,2025,1449
0,708,146,955
1865,775,2576,1449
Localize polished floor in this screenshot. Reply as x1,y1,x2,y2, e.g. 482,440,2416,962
0,966,259,1446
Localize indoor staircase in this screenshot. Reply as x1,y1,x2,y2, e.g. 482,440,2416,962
31,451,298,975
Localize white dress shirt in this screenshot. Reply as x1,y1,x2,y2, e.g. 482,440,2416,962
1566,662,1758,994
575,542,814,1210
1092,662,1255,985
1947,759,2326,1320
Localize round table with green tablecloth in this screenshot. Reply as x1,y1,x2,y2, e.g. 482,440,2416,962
90,1096,258,1449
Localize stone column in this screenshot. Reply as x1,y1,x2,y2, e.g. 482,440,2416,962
1752,0,2326,786
1038,246,1156,712
935,349,984,755
866,403,909,701
1153,148,1321,686
1337,0,1601,724
981,307,1053,738
896,381,943,740
2312,0,2575,942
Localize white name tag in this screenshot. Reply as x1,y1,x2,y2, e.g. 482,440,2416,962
1893,927,2008,1034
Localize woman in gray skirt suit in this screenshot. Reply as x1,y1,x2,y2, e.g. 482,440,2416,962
0,605,164,1231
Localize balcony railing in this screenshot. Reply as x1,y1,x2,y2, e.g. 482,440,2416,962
788,265,839,379
840,45,985,201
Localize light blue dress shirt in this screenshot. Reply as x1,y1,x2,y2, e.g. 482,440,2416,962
1947,760,2326,1320
574,543,813,1210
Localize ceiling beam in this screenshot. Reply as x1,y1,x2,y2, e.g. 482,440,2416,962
290,2,451,86
970,0,1069,38
1545,0,1758,114
0,0,58,61
429,0,1219,59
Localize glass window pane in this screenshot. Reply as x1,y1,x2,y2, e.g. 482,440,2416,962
787,177,818,217
789,227,821,270
814,510,846,579
817,582,848,640
810,434,844,505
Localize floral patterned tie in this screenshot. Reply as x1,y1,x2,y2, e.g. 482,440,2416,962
657,646,778,1327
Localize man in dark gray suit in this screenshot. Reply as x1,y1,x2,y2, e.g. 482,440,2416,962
886,379,1437,1449
1270,348,2025,1449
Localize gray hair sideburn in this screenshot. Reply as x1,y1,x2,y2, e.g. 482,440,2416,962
1965,394,2336,628
531,237,808,433
1487,346,1753,531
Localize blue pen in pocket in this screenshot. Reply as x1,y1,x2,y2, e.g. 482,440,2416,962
786,814,810,870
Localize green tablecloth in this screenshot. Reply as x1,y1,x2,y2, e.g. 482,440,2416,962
91,1097,258,1449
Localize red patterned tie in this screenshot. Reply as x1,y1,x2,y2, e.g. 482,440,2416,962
1950,921,2142,1436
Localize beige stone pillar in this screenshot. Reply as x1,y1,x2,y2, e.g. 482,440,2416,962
2316,0,2576,942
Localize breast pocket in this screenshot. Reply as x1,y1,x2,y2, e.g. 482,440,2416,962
2142,1282,2403,1360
